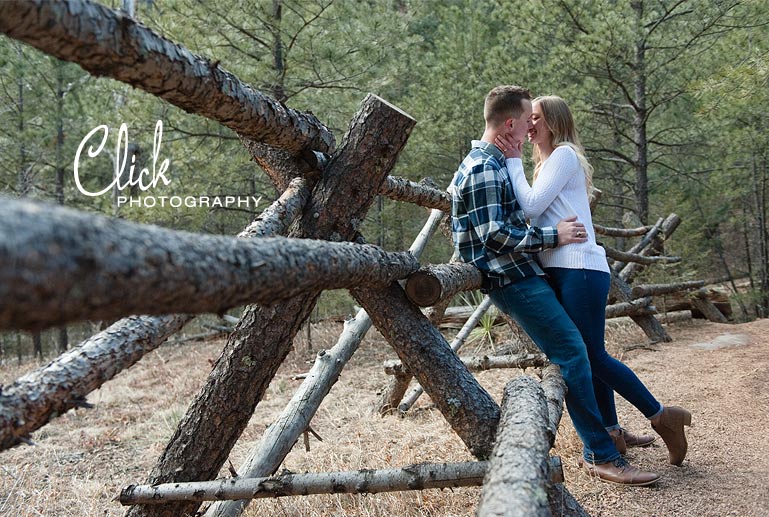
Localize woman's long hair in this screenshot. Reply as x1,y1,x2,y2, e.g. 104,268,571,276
532,95,593,194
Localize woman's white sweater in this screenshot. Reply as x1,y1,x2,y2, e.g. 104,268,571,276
506,145,609,273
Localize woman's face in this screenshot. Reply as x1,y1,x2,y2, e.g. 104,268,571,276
527,102,552,148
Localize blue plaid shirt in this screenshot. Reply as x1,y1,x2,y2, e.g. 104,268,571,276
449,140,558,289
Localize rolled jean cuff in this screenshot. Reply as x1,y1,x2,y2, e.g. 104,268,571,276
605,424,622,432
648,404,664,421
583,451,622,464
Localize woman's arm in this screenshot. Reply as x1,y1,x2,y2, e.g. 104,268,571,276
505,146,579,217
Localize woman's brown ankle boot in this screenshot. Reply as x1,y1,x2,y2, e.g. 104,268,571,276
651,406,692,466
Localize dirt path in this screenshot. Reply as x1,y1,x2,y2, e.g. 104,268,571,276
566,318,769,516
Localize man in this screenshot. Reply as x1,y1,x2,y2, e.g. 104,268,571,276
449,85,658,486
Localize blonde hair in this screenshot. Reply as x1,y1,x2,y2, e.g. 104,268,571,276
531,95,593,194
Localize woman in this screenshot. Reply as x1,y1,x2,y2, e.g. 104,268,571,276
495,95,691,470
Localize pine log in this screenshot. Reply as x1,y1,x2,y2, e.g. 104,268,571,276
611,217,664,273
477,376,553,517
205,210,444,517
439,306,506,328
602,244,681,266
594,224,653,237
689,296,729,323
375,210,446,416
121,462,489,505
631,280,706,297
620,214,681,282
384,353,548,376
239,177,310,238
609,273,671,343
396,296,495,413
540,365,566,447
0,0,334,154
658,287,732,319
379,176,451,211
350,283,501,459
126,95,416,517
605,297,654,319
405,263,483,307
0,314,189,450
0,181,308,452
0,198,419,331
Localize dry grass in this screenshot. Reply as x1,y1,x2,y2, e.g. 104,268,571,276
1,316,768,516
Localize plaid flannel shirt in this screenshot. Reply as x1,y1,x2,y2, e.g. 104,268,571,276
449,140,559,290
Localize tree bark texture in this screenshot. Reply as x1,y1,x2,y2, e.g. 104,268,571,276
477,376,553,517
0,314,190,451
238,177,311,238
539,365,566,447
630,280,705,298
379,176,451,211
396,296,494,413
120,461,489,505
351,283,500,459
0,0,335,154
0,198,419,331
405,263,483,307
604,297,654,319
205,208,442,517
384,353,548,376
127,95,415,517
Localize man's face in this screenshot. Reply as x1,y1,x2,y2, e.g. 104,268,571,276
506,99,532,144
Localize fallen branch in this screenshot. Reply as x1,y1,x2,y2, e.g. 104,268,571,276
605,297,654,319
405,263,483,307
594,224,653,237
384,353,548,376
120,462,489,504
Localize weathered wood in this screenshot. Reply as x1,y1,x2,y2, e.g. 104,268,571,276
351,283,501,459
0,0,334,154
439,305,505,328
397,296,495,414
631,280,706,297
121,462,489,505
0,314,190,450
602,244,681,266
384,353,548,376
620,214,682,282
127,95,416,517
0,198,419,331
379,176,451,211
659,287,732,319
689,294,730,323
477,376,552,517
0,178,306,452
239,177,310,238
609,273,671,343
405,263,483,307
594,223,653,237
547,483,591,517
611,217,665,273
205,209,443,517
540,365,566,448
605,297,654,319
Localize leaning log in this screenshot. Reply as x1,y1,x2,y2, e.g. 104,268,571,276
610,273,671,343
396,296,495,414
0,0,335,154
383,353,548,376
350,282,501,459
239,177,311,238
0,181,308,452
126,95,416,517
540,365,566,447
0,314,189,450
611,217,665,273
379,176,451,211
602,245,681,266
405,263,483,307
0,198,420,331
477,376,554,517
121,462,489,505
659,287,732,320
620,214,681,282
204,209,444,517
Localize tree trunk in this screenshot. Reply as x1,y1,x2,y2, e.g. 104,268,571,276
477,376,553,517
405,263,483,307
126,94,416,517
0,314,190,450
351,283,500,459
0,0,335,154
120,462,489,505
0,198,418,331
396,296,495,413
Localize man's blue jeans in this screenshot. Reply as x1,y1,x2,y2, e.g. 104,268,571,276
489,275,620,463
545,268,663,427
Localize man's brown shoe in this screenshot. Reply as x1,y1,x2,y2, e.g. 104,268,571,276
608,429,627,454
582,457,660,486
622,428,656,448
651,406,692,466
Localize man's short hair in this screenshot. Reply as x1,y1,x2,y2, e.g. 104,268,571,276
484,85,532,127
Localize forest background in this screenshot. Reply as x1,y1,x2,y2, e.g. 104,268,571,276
1,0,767,360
